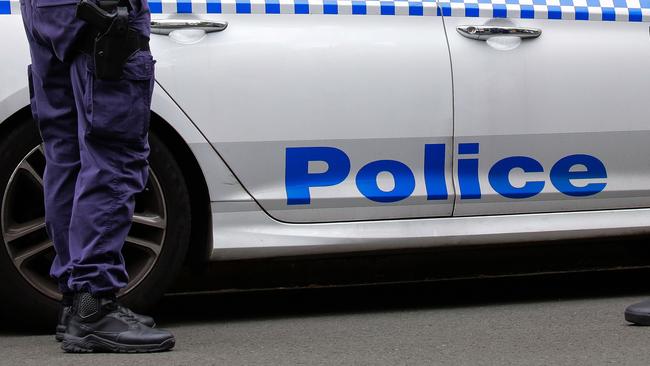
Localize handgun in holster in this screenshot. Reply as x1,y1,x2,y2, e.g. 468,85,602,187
76,0,150,80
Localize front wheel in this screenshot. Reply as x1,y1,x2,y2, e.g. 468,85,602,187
0,118,191,325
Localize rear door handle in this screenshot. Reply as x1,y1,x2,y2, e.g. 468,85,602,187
151,20,228,35
456,25,542,40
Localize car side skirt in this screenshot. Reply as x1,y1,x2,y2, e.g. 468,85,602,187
209,203,650,260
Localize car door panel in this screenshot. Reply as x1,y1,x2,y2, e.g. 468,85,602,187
153,9,454,223
440,4,650,216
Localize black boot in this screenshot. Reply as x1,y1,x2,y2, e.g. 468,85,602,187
54,293,74,342
625,299,650,325
55,294,156,342
61,292,175,353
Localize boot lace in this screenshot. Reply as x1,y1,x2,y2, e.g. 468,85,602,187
101,299,139,325
117,305,138,319
113,308,141,325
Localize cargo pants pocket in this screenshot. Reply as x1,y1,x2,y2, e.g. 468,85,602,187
86,50,155,143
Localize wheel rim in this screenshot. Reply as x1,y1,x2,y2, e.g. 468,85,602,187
1,144,167,300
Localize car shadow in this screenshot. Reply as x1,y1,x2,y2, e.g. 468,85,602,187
3,262,650,335
149,268,650,327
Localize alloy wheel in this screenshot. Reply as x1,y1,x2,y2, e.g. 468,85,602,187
1,144,167,300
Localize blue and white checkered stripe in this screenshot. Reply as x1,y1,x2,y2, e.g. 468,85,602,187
148,0,438,15
1,0,650,21
0,0,439,15
0,0,20,14
438,0,650,21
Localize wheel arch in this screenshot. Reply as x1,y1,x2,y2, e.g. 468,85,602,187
148,112,212,267
0,105,33,141
0,105,213,267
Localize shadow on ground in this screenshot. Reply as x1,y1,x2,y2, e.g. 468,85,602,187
150,268,650,327
4,261,650,335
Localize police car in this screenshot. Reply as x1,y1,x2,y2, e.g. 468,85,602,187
1,0,649,318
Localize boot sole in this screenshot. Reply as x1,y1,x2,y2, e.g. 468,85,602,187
56,323,155,342
625,310,650,326
61,334,175,353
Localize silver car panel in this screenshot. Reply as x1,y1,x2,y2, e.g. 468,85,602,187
444,17,650,216
152,14,455,223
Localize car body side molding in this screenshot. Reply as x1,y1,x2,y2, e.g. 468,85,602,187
210,203,650,260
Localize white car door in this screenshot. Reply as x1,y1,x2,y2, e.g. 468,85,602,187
151,2,454,223
440,1,650,216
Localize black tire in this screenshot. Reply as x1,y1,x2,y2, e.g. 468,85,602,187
0,118,191,328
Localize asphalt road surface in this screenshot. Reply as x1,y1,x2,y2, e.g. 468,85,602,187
3,270,650,366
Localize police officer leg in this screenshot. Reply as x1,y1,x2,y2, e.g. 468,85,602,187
20,0,157,343
19,0,84,339
60,49,174,353
66,49,154,301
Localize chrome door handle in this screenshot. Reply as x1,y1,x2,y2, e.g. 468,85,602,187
151,20,228,35
456,25,541,40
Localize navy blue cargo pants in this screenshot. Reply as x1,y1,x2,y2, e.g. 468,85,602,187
20,0,155,295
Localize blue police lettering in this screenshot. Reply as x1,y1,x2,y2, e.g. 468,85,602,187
488,156,546,199
458,143,481,199
285,144,607,205
424,144,448,200
285,146,350,205
550,154,607,197
356,160,416,203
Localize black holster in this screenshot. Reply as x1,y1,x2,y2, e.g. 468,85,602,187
76,0,149,80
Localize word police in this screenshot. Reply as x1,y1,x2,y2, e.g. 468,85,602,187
285,143,607,205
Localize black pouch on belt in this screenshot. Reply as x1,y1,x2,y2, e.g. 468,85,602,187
76,0,149,80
